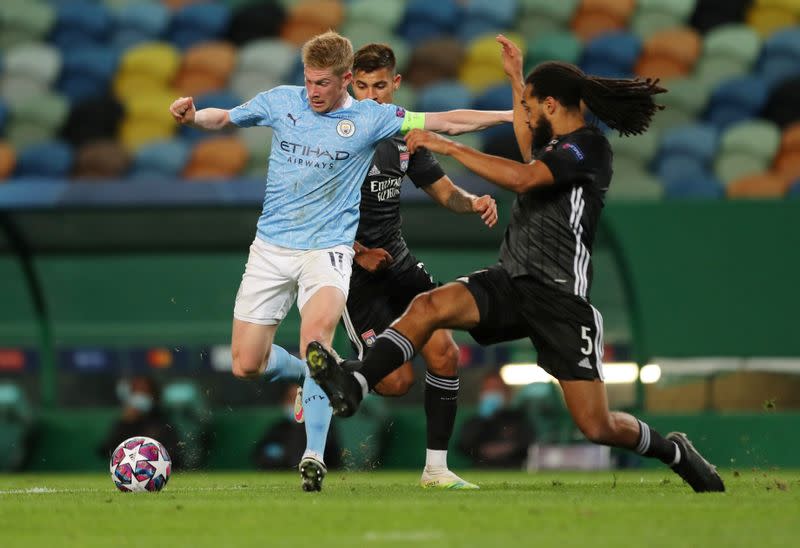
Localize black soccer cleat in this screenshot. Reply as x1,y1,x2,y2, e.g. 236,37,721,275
667,432,725,493
299,456,326,492
306,341,363,418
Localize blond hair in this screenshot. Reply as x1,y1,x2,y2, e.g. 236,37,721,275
301,31,354,77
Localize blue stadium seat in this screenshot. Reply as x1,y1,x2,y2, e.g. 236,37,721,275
15,140,73,178
399,0,460,43
0,100,7,134
705,76,769,129
168,3,231,50
50,1,112,49
417,81,472,112
663,176,725,199
659,123,719,162
758,28,800,89
112,2,170,50
472,84,513,111
656,155,710,185
132,138,190,178
789,178,800,197
57,46,119,102
581,32,642,78
457,20,504,44
464,0,517,27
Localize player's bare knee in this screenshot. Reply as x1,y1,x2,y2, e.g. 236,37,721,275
376,374,414,397
231,349,264,380
426,341,459,377
576,417,613,445
408,292,444,326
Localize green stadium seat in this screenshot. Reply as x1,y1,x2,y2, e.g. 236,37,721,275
518,0,580,22
346,0,405,30
637,0,697,20
236,39,297,82
630,11,684,38
714,154,772,184
525,31,582,72
239,125,274,177
703,24,762,68
3,43,62,89
231,73,285,106
608,157,665,201
715,119,782,183
607,130,660,165
0,1,56,49
658,77,712,119
6,92,69,149
0,383,33,471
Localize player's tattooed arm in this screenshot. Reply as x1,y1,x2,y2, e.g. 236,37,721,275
424,177,498,227
169,97,233,130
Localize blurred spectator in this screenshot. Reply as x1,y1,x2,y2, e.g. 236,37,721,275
98,376,181,467
457,370,535,468
253,385,340,470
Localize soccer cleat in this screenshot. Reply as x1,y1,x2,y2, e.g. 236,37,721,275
306,341,363,417
293,387,304,423
420,468,480,490
299,455,327,492
667,432,725,493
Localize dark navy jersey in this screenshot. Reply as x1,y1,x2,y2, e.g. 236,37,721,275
499,126,613,299
352,135,444,286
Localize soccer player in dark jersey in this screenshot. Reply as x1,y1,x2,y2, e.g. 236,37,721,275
345,43,497,489
306,35,725,493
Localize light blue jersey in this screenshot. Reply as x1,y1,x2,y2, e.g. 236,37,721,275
229,85,411,250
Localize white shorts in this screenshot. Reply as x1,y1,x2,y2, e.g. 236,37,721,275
233,238,354,325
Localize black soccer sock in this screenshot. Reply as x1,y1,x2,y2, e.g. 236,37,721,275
424,372,459,451
360,328,416,389
635,419,681,466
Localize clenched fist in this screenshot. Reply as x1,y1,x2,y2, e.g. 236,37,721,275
169,96,196,124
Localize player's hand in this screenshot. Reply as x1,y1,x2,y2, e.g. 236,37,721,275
405,129,454,155
496,34,524,82
169,96,196,124
472,194,498,228
355,247,393,273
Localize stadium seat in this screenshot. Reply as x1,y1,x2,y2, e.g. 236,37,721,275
773,151,800,180
236,39,296,82
6,92,70,149
663,176,725,199
280,0,345,47
225,1,286,45
659,123,719,162
762,75,800,127
571,0,636,43
167,3,231,50
703,24,762,68
183,136,249,180
637,0,697,20
230,73,284,107
746,5,797,38
630,12,683,38
120,118,177,151
525,31,583,72
726,172,791,198
119,42,182,84
61,95,124,146
401,0,460,39
174,41,237,96
0,142,16,180
581,32,642,78
405,38,465,88
346,0,405,30
472,84,513,111
50,1,112,49
112,2,170,50
461,33,525,92
15,140,73,177
607,158,664,201
57,46,119,102
519,0,580,22
73,140,131,179
607,130,660,165
636,27,701,80
690,0,753,33
0,1,56,49
464,0,518,27
239,125,274,177
705,76,770,129
3,43,62,90
758,28,800,87
457,19,505,44
714,119,782,182
657,155,712,185
132,138,191,178
417,81,473,112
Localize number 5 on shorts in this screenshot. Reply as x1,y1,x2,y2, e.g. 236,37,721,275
580,326,593,356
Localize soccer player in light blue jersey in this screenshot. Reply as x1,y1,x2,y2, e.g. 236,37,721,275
169,31,511,491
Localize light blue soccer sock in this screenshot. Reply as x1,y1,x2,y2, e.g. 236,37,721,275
302,367,333,462
263,344,306,384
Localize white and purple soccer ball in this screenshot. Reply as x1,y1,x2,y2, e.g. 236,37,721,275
109,436,171,493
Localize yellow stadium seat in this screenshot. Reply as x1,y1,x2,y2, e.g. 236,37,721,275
119,42,181,83
746,6,798,37
119,118,176,152
465,33,525,66
113,72,174,102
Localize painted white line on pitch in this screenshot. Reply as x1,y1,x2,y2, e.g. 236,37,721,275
364,531,443,542
0,485,266,496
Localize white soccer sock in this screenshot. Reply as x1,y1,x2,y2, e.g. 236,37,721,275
425,449,448,470
353,371,369,398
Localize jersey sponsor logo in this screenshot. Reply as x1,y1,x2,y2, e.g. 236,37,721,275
562,142,584,161
279,140,351,170
336,119,356,137
361,329,377,346
395,107,406,118
370,176,403,201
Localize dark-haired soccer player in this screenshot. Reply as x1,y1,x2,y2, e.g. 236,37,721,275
306,35,725,493
346,43,496,489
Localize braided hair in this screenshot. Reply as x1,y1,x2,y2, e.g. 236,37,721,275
525,61,666,136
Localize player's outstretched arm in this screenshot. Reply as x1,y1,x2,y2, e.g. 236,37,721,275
423,176,498,227
406,129,553,194
169,96,233,130
496,34,533,164
421,109,513,135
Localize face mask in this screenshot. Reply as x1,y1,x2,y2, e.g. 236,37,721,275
478,392,504,418
128,393,154,413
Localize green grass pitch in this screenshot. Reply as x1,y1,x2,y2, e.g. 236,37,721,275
1,470,798,547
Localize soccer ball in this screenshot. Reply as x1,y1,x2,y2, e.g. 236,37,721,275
110,436,171,492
